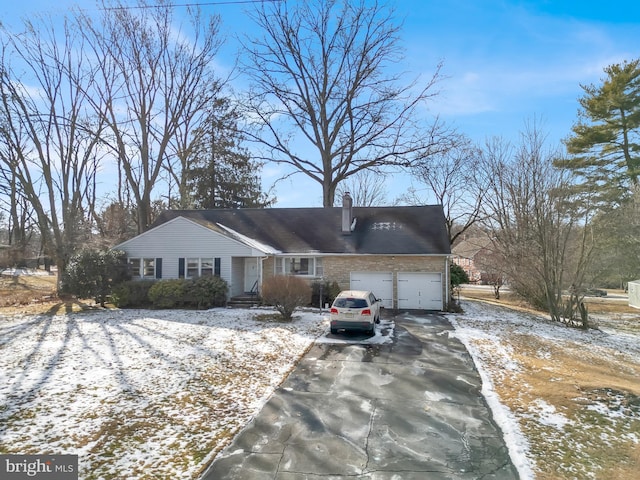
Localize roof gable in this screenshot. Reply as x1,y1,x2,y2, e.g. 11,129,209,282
115,216,278,254
150,205,451,256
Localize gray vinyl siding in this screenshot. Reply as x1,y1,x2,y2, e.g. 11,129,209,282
116,217,260,290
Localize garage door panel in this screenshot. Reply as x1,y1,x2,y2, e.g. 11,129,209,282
397,272,442,310
350,272,393,309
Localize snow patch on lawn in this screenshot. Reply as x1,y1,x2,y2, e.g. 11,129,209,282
3,299,637,480
0,307,328,479
448,300,640,480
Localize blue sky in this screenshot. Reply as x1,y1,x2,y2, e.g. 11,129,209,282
2,1,639,207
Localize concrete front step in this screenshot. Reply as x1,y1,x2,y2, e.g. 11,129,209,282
228,295,260,308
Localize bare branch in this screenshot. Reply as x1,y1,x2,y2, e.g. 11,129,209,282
239,0,449,206
79,0,225,232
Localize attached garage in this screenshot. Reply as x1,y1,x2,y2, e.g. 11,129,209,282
350,270,444,311
397,272,443,310
350,271,394,308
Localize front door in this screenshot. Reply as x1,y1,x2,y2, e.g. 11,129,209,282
244,258,259,293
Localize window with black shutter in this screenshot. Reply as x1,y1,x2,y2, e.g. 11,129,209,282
178,258,185,279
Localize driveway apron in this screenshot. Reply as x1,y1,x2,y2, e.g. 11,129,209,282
201,312,519,480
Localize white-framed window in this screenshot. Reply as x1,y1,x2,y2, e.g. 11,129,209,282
182,257,220,279
201,258,214,277
275,257,323,277
187,257,213,278
187,258,199,278
129,258,156,279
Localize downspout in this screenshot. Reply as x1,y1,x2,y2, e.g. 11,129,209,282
445,255,450,311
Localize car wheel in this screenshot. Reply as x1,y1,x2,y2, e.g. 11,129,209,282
330,327,337,334
375,314,380,324
369,323,375,335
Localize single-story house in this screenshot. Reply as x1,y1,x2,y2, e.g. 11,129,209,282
114,193,452,310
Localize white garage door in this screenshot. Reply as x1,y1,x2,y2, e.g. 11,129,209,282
397,272,442,310
350,271,393,308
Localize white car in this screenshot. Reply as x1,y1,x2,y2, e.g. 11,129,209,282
330,290,382,334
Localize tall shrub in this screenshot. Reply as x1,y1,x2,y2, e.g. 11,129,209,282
311,279,341,309
112,280,155,308
450,263,469,290
261,275,311,320
62,249,130,306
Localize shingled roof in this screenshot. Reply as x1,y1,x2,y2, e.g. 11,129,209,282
152,205,451,256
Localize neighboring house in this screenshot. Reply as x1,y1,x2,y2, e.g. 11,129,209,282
629,280,640,309
115,193,451,311
451,236,491,283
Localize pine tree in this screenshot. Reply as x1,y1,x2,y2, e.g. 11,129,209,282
186,99,273,209
560,59,640,208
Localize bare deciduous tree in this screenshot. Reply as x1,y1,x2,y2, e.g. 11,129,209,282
0,16,105,282
403,136,486,244
481,125,595,327
240,0,454,207
0,129,36,265
336,170,388,207
80,0,224,232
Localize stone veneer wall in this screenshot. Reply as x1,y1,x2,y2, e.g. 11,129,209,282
262,255,449,309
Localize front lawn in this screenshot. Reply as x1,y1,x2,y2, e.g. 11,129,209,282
2,295,638,479
0,308,327,479
451,301,640,480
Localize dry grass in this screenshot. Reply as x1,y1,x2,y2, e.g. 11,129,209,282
459,285,637,315
0,273,101,316
0,273,57,305
460,285,640,479
501,334,639,479
4,279,639,478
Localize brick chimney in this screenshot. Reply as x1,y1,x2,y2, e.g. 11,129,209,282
341,192,353,234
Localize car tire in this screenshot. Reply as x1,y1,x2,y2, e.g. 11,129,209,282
330,327,337,334
375,314,380,324
369,323,375,335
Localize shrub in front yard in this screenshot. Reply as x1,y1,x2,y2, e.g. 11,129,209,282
310,279,341,309
449,263,470,313
111,280,155,308
62,249,130,306
261,275,311,320
450,263,470,290
148,279,186,309
113,277,229,309
185,276,228,309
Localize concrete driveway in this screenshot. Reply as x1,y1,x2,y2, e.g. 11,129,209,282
201,312,519,479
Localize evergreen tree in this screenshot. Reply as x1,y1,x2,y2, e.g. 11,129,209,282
62,249,130,307
186,99,273,209
586,195,640,288
560,59,640,208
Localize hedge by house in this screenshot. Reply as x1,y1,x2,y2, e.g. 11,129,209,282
114,276,228,309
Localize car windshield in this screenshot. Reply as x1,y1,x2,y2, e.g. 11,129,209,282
334,298,368,309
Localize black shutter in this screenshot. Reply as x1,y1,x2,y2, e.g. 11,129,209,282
155,258,162,279
214,258,221,276
178,258,185,279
